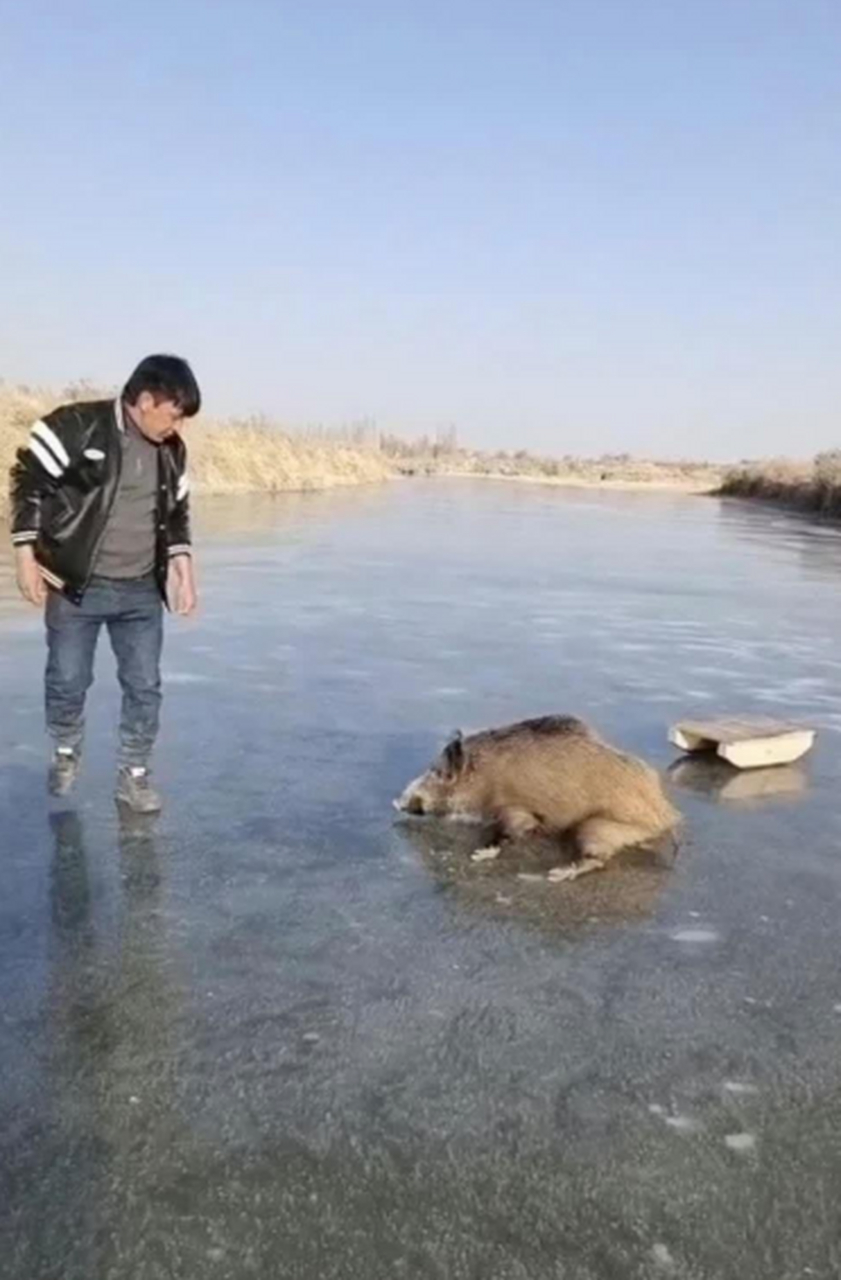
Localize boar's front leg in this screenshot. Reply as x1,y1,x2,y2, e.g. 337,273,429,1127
471,807,542,860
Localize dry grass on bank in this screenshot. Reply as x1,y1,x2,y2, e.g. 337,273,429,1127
1,379,727,522
0,383,392,519
187,419,393,493
718,452,841,517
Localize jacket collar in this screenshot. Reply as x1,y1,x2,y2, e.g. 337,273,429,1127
113,398,126,434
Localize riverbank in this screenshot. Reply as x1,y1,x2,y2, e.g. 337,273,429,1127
717,453,841,519
403,464,720,493
1,380,721,519
0,384,393,519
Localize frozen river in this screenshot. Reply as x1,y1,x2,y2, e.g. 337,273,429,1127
2,481,841,1278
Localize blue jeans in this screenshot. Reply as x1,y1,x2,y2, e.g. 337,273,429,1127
45,576,164,769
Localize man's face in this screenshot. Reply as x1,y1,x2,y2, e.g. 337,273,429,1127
130,392,185,443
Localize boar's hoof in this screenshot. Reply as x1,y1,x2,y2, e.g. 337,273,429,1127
471,845,501,862
547,857,605,884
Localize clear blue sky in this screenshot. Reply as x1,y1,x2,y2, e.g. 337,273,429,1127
1,0,839,458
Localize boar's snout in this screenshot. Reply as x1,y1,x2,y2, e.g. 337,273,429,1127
401,793,427,815
394,772,442,816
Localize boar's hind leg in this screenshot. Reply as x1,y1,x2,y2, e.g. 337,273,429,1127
547,817,653,884
576,816,656,862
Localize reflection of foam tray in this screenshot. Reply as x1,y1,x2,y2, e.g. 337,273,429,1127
668,757,808,801
669,716,816,770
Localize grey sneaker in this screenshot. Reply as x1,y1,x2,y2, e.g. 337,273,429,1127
115,766,163,814
49,748,81,797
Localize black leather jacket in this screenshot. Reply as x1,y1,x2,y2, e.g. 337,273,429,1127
9,398,191,604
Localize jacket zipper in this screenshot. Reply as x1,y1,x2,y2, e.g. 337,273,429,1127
82,417,124,596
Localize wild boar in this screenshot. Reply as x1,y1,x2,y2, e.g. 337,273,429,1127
395,715,680,883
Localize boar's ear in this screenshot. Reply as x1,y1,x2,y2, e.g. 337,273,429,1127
442,730,464,776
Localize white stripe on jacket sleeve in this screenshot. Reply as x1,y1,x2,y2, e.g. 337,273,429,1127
176,472,190,502
30,420,71,469
28,437,64,479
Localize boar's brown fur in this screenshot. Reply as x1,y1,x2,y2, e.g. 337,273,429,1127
396,715,680,883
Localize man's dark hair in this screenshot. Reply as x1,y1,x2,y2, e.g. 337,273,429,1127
122,354,201,417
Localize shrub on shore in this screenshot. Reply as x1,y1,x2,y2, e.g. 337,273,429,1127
717,453,841,517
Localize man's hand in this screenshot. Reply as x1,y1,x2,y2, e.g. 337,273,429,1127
14,545,47,606
167,554,197,616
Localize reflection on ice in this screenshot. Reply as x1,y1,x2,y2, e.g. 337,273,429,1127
668,756,809,803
